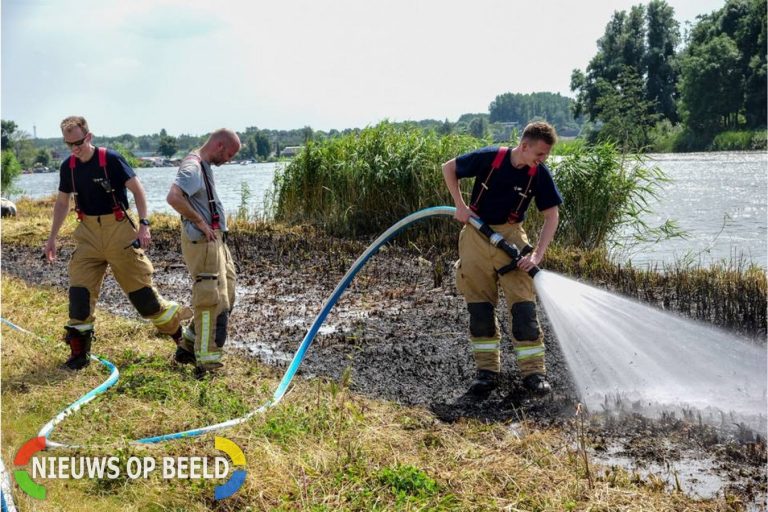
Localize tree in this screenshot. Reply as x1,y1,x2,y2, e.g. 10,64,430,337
468,117,488,139
157,130,178,158
2,120,17,151
594,67,659,151
623,5,647,71
113,143,143,168
571,6,648,123
489,92,579,133
255,131,271,159
240,137,257,160
12,133,36,169
678,34,742,134
727,0,766,128
302,126,314,144
437,119,453,135
645,0,680,121
677,0,767,134
34,148,52,167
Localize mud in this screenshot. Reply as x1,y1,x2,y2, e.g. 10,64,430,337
3,227,766,507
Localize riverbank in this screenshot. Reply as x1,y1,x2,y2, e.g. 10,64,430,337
1,198,765,510
11,150,768,270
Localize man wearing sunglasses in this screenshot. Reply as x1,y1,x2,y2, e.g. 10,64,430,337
43,115,190,370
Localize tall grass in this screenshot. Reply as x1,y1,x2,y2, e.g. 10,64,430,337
236,181,252,221
545,246,767,340
659,127,767,152
272,125,681,256
272,122,481,237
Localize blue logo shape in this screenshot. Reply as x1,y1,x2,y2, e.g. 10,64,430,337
214,437,246,500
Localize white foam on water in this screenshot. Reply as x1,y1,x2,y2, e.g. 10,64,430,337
535,270,767,430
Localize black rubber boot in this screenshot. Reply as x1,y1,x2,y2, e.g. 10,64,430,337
171,326,183,345
174,346,196,365
63,327,92,370
523,373,552,396
468,369,499,398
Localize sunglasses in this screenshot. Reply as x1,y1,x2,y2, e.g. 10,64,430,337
64,133,89,148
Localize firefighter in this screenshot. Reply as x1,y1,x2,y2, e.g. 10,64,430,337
43,116,190,370
442,122,562,398
166,129,240,377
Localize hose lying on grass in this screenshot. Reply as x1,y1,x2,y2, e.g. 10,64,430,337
1,206,459,448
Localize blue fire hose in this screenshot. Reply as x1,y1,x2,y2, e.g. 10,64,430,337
1,206,459,449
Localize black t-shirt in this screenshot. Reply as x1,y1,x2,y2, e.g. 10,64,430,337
58,148,136,216
456,145,563,224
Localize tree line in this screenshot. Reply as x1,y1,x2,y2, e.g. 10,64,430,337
1,106,582,173
1,0,763,181
570,0,766,151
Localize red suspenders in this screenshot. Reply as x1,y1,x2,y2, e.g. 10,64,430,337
469,147,508,214
469,146,538,224
69,147,124,222
185,154,221,230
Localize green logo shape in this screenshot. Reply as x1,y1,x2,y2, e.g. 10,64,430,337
13,470,46,500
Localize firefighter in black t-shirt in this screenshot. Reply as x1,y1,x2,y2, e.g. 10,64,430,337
442,122,563,397
44,116,190,370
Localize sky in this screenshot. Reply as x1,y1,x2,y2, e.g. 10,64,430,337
2,0,727,139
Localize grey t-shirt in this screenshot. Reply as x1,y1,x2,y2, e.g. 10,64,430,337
174,151,228,241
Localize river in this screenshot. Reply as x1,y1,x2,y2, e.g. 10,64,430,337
10,151,767,269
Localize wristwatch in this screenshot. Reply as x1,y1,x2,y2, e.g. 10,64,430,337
139,218,151,226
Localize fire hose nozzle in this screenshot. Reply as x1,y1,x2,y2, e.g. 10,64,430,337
467,217,540,278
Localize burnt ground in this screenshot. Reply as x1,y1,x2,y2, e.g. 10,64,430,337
2,226,766,507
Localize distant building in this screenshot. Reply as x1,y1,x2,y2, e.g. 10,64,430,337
139,156,172,167
280,146,304,158
498,122,519,140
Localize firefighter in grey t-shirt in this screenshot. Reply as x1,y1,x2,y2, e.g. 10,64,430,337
166,128,241,376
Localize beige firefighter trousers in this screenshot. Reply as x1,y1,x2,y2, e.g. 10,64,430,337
455,222,546,376
180,229,236,368
68,214,186,336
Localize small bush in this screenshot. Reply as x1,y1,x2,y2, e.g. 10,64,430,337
711,130,762,151
377,464,438,498
1,149,22,194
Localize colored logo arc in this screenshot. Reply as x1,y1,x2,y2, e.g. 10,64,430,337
13,437,48,500
214,436,247,500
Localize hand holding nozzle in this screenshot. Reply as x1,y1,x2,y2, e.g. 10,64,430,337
467,217,540,278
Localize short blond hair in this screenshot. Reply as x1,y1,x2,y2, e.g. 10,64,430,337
522,122,557,146
60,116,89,135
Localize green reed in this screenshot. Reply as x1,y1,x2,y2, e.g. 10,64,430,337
272,126,679,256
711,130,767,151
271,122,481,237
